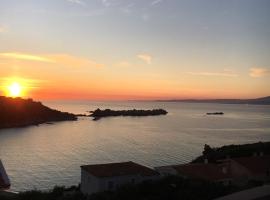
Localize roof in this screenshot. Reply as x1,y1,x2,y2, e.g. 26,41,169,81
172,163,231,181
215,185,270,200
0,160,10,189
232,155,270,175
81,161,159,178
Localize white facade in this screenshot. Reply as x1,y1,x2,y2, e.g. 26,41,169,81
80,165,159,195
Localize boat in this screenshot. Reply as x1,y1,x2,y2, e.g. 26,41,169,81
206,112,224,115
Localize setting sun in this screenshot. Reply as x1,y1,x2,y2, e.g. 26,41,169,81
7,82,22,97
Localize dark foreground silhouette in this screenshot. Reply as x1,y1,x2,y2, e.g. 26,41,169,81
90,108,168,120
0,96,77,129
0,176,236,200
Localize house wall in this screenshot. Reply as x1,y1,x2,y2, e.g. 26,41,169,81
81,169,159,195
229,160,251,186
99,174,141,191
154,166,178,177
80,169,101,195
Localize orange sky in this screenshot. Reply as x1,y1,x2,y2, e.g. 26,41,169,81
1,1,270,100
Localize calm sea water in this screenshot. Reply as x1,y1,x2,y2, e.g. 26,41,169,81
0,101,270,191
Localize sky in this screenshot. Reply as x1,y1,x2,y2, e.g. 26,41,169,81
0,0,270,100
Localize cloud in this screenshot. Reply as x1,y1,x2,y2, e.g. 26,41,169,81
137,54,152,64
116,61,131,67
0,52,103,68
66,0,85,5
101,0,112,7
0,52,53,62
49,54,103,68
249,67,270,78
151,0,163,6
187,69,238,77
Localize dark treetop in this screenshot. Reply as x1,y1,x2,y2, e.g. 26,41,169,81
192,141,270,164
0,96,77,129
90,108,168,120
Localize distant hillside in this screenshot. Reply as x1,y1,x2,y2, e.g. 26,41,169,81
157,96,270,105
0,96,77,129
192,141,270,163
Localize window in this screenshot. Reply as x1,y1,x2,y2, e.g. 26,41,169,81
108,181,114,190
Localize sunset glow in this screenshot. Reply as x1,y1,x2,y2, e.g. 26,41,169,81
1,77,35,98
7,82,22,97
0,1,269,100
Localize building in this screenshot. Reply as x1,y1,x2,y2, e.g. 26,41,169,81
222,155,270,186
0,160,10,190
155,161,232,185
80,161,160,195
155,155,270,186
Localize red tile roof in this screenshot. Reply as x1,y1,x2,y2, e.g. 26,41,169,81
81,161,159,178
232,155,270,175
172,163,231,181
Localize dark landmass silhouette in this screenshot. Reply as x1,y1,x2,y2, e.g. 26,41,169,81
0,96,77,129
192,141,270,164
206,112,224,115
156,96,270,105
90,108,168,120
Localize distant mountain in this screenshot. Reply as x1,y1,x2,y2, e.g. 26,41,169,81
0,96,77,129
157,96,270,105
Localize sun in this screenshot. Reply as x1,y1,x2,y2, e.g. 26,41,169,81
7,82,22,97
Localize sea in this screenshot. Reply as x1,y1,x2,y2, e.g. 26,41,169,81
0,101,270,191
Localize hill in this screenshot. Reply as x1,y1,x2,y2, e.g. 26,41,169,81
0,96,77,129
157,96,270,105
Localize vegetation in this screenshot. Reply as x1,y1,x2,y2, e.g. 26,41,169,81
0,177,236,200
0,186,85,200
192,141,270,163
0,96,77,129
90,108,168,120
89,176,236,200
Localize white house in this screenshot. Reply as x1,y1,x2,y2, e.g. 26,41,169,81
80,161,160,195
0,160,10,190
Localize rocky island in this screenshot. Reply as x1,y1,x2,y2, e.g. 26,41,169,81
90,108,168,120
0,96,77,129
